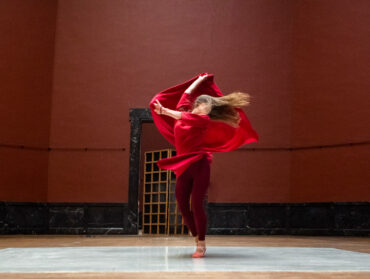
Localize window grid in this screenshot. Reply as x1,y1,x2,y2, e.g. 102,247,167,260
142,149,189,236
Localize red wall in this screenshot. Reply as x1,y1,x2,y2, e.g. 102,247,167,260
289,0,370,201
0,0,57,202
1,0,369,203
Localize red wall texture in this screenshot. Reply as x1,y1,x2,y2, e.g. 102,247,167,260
0,0,57,202
1,0,369,203
289,0,370,201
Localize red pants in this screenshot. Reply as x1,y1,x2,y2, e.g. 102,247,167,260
175,156,210,241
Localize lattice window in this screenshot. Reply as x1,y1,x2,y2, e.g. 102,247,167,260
142,149,189,236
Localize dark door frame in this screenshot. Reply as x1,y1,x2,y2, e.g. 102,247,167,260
128,108,153,234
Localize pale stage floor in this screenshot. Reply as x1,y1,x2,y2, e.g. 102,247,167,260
0,235,369,278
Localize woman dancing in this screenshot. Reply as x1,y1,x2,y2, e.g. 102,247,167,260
149,73,258,258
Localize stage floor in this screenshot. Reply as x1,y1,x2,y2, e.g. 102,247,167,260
0,235,369,278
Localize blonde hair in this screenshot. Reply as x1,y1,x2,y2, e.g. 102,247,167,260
194,92,251,124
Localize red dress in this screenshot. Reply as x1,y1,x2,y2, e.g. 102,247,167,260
149,73,259,177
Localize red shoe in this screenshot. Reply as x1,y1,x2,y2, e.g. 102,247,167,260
192,245,206,258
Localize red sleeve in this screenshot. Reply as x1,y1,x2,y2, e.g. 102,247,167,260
176,93,197,111
180,111,210,127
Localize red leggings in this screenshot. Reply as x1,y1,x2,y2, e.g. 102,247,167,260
175,157,210,241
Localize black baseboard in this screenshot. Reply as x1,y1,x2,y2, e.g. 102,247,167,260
0,202,131,235
0,201,369,236
207,202,370,236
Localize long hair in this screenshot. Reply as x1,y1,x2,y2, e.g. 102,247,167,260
194,92,251,125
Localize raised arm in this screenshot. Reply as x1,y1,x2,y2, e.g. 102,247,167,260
184,73,209,94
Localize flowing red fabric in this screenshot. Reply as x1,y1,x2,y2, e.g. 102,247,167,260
149,73,259,176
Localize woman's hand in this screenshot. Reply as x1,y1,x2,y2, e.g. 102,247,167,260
153,99,164,115
153,99,182,119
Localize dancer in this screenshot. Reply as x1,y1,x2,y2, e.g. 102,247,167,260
149,73,258,258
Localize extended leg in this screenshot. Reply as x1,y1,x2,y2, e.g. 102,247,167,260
175,170,197,238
